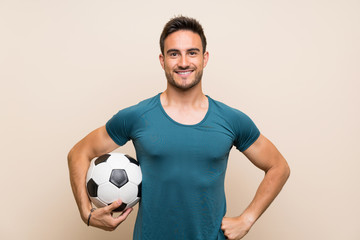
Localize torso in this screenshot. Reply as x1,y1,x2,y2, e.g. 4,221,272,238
105,93,260,240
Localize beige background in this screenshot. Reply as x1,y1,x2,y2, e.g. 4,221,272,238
1,0,359,239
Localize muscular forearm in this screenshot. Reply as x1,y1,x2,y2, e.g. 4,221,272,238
241,161,290,226
67,147,93,222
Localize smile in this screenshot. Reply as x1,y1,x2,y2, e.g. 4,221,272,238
175,70,194,76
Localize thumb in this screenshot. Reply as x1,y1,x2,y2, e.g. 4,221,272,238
107,199,127,212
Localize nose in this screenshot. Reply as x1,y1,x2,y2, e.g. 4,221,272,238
178,55,189,69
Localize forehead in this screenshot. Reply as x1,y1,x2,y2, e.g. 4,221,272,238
164,30,202,51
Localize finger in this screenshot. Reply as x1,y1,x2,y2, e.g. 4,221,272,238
106,200,123,212
112,207,133,225
116,207,133,221
221,218,228,230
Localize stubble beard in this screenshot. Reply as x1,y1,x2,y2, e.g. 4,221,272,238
165,67,204,91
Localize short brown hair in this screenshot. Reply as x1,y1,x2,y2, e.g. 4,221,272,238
160,16,207,55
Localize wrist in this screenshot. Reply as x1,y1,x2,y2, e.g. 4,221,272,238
87,208,96,226
237,212,256,229
81,205,93,223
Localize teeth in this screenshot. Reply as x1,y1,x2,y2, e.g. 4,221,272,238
177,71,192,75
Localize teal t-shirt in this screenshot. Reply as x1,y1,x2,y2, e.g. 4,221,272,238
106,93,260,240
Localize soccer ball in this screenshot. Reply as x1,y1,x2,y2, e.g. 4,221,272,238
86,153,142,212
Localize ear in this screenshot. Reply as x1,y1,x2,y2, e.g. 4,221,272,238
203,51,209,68
159,54,165,70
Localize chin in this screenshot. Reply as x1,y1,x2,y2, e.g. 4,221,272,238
173,81,200,91
166,72,202,91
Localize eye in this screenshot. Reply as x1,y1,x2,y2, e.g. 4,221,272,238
189,51,198,56
169,52,178,57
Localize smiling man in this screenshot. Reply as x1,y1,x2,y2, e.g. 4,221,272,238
160,29,208,91
68,16,290,240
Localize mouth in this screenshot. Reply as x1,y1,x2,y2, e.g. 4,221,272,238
175,70,194,77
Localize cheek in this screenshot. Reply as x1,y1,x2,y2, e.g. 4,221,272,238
164,60,176,71
192,60,203,69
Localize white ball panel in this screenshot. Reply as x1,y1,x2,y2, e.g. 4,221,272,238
126,164,142,185
107,153,130,169
91,163,112,185
90,196,107,208
97,182,121,204
118,182,138,203
86,160,95,183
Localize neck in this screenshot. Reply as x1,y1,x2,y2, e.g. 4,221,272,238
161,82,206,107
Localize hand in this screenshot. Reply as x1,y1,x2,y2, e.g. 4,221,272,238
87,200,133,231
221,215,253,240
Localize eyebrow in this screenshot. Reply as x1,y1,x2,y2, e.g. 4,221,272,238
166,48,201,54
187,48,201,52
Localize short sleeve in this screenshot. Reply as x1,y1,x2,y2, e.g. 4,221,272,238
105,107,133,146
232,110,260,152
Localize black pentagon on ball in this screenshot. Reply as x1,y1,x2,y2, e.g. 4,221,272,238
137,182,142,198
95,154,111,165
87,178,98,197
125,154,139,166
111,202,127,212
109,169,128,188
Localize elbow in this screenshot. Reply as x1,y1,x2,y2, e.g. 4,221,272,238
270,158,290,183
67,146,76,165
283,160,291,182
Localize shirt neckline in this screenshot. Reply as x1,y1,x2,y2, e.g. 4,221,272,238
156,92,212,127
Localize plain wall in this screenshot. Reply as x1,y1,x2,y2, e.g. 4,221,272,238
1,0,359,239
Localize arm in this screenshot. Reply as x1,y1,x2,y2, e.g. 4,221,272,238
67,125,132,231
221,134,290,240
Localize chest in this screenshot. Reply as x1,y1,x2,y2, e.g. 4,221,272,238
132,113,235,165
131,109,236,185
161,106,208,125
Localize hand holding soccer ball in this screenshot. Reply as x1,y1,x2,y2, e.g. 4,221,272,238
86,200,133,231
86,153,142,212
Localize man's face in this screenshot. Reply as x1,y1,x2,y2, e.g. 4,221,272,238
159,30,209,91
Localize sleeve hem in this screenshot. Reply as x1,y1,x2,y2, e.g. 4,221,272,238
105,122,128,146
238,131,261,152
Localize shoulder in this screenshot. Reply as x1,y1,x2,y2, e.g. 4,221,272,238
115,93,160,119
208,96,259,137
209,97,261,151
105,94,160,144
107,93,159,129
208,97,250,120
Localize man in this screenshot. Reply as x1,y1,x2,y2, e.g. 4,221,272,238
68,16,290,240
